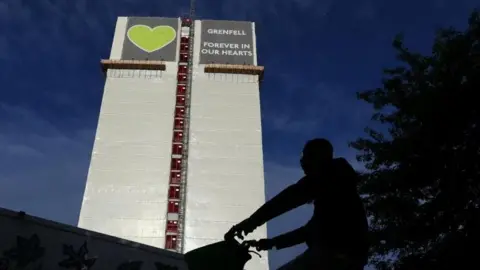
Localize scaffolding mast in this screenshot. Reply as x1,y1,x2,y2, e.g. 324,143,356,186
176,0,196,254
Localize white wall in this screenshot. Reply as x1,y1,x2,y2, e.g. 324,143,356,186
182,20,268,270
80,18,268,270
184,74,268,270
78,65,178,248
79,16,180,250
109,17,128,60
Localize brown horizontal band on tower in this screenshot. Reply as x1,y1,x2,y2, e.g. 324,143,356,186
100,59,167,73
204,64,264,80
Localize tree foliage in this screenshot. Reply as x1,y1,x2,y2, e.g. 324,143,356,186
351,10,480,269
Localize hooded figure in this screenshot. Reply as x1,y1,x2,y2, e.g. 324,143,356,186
225,138,369,269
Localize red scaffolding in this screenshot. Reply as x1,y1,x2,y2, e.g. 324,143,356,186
164,17,194,253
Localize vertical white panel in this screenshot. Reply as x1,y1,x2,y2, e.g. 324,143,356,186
193,20,202,66
175,18,182,63
109,17,128,60
78,66,178,249
184,70,269,269
252,22,258,66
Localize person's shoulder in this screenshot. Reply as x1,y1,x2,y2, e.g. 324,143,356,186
297,175,318,188
333,158,357,175
297,175,310,183
333,158,359,183
333,157,352,167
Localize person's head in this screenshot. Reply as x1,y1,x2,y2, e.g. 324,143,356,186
300,138,334,174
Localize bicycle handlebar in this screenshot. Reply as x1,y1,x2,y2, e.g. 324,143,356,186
225,237,262,258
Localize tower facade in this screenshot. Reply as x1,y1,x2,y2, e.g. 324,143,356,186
78,17,268,269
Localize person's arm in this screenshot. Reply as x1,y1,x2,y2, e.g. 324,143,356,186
271,225,307,250
248,176,315,227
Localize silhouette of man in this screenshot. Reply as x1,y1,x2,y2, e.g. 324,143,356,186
225,138,369,269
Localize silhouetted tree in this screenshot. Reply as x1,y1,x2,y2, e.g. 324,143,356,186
350,10,480,270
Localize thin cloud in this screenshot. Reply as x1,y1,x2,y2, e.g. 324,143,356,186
262,80,373,136
0,103,93,225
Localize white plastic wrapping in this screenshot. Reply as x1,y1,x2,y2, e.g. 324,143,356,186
79,17,268,269
78,66,178,249
184,68,269,270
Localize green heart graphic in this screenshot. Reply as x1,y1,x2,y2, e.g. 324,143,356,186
127,25,176,53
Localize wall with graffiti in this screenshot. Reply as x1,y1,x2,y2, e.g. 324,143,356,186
0,208,188,270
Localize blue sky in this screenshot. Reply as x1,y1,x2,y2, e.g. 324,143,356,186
0,0,478,269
